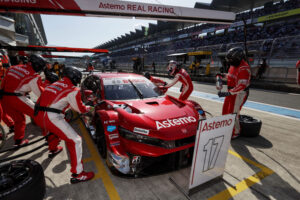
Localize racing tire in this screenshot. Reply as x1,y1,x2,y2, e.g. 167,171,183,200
96,119,107,159
0,124,6,149
240,115,262,137
0,160,46,200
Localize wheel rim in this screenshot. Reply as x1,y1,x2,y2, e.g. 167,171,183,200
0,161,30,192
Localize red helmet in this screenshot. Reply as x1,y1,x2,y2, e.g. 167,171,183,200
167,60,177,76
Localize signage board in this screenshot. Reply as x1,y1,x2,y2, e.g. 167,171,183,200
0,0,235,23
258,8,300,22
189,114,235,190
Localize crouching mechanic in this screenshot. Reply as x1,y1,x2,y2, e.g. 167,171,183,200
34,66,94,184
1,54,45,146
160,60,193,101
217,47,251,139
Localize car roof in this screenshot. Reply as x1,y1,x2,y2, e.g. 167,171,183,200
91,72,144,79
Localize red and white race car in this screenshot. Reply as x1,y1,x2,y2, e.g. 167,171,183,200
81,73,206,176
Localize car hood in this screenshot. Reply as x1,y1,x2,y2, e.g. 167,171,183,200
113,96,198,139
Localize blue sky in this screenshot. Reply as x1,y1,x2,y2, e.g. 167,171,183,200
41,0,211,56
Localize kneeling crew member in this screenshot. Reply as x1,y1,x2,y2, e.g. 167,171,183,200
34,66,94,184
161,60,193,101
217,47,251,139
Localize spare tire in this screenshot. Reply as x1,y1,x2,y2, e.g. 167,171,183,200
240,115,262,137
0,160,45,200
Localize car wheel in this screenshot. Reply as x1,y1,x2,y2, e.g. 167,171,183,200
240,115,262,137
0,160,45,200
96,119,107,159
0,125,6,149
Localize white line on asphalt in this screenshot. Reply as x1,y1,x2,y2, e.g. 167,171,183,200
168,88,300,122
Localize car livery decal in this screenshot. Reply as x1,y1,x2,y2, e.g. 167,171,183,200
103,77,147,85
133,127,149,135
156,116,197,130
108,133,119,140
107,125,117,132
110,141,120,147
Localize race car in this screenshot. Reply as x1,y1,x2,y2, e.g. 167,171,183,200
80,72,206,176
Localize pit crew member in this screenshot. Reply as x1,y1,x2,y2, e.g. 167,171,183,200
86,63,94,74
1,54,45,146
296,60,300,85
160,60,193,101
33,66,94,184
0,54,15,134
217,47,251,139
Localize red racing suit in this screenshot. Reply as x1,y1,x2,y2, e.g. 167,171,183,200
87,66,94,72
0,67,14,128
1,64,44,141
165,68,193,101
222,60,251,137
296,60,300,85
34,78,91,174
0,103,14,129
0,102,14,129
150,76,166,87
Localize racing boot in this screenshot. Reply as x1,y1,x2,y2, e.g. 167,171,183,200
48,146,63,158
14,139,29,147
232,133,240,139
70,171,95,184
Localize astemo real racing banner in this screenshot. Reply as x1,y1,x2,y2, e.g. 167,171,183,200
0,0,235,24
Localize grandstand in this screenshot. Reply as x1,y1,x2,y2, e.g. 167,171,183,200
94,0,300,76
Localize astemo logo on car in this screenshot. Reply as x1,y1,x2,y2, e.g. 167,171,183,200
156,116,196,130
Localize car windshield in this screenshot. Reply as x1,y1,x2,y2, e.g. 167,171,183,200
103,77,163,100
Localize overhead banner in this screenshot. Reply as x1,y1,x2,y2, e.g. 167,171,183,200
189,114,235,190
0,0,235,23
0,45,109,53
258,8,300,22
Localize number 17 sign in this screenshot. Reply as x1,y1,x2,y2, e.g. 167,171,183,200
189,114,235,190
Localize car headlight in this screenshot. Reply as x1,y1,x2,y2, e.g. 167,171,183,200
107,150,130,174
119,127,175,149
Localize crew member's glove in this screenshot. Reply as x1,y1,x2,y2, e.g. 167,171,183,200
158,86,168,93
218,91,231,97
88,106,95,113
216,73,225,78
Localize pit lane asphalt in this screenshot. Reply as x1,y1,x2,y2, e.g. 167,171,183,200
1,79,299,200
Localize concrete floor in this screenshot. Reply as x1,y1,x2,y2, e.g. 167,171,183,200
1,80,300,200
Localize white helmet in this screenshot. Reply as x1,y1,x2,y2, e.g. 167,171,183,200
167,60,177,76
